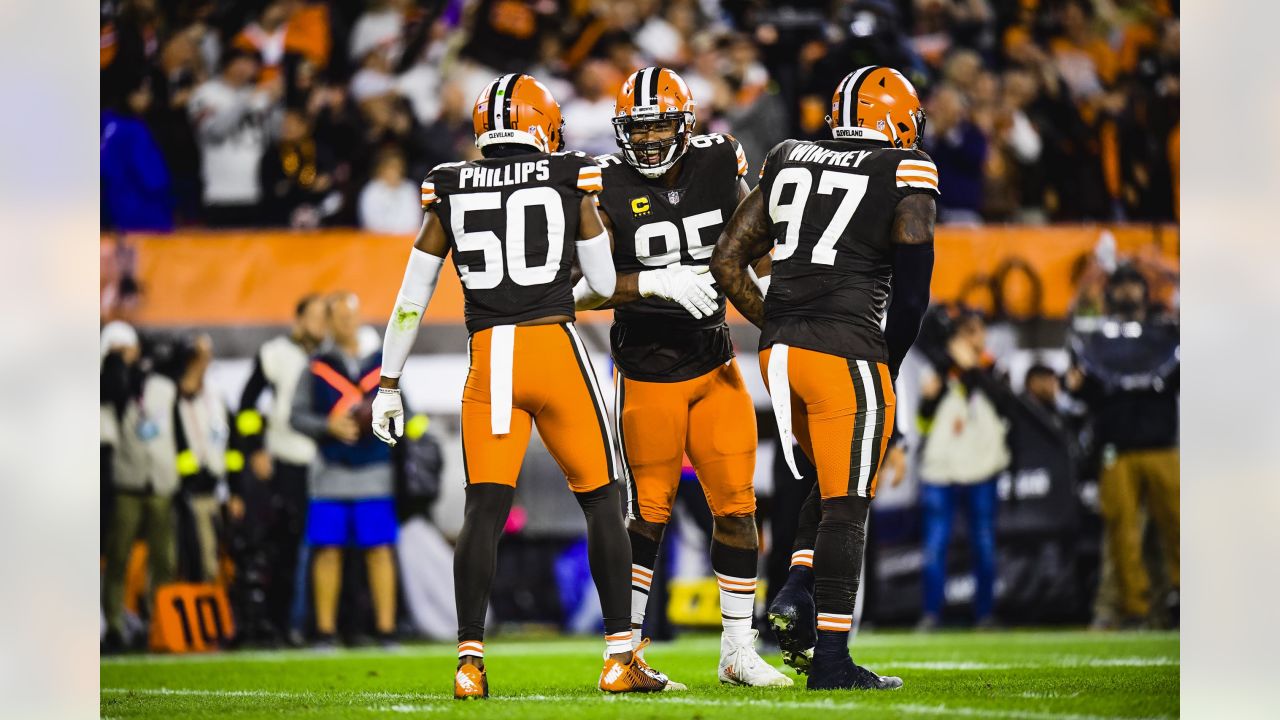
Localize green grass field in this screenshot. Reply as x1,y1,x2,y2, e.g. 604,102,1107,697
101,630,1178,719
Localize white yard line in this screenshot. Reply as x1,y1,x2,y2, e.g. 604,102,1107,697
102,687,1172,720
101,651,1178,671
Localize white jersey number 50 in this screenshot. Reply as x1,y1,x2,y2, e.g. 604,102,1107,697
450,186,565,289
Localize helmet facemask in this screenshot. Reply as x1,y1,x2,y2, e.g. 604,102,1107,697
613,112,693,179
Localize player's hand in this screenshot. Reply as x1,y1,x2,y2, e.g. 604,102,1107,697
371,387,404,447
638,266,718,319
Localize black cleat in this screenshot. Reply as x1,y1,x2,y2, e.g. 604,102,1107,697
807,654,903,691
767,578,816,675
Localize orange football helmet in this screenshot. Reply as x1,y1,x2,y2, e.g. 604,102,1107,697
472,73,564,153
828,66,926,149
612,66,696,178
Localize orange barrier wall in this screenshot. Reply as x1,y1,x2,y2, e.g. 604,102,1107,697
111,225,1177,326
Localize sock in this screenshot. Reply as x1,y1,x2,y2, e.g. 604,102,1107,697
812,495,870,658
711,540,758,641
782,483,819,593
573,483,633,644
787,550,815,593
792,483,822,558
605,629,634,657
790,548,814,570
458,641,484,660
628,529,661,641
454,484,515,647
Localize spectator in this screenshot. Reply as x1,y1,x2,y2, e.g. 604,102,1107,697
234,294,329,644
349,0,409,66
634,0,687,67
560,61,620,157
349,45,399,105
1066,265,1180,628
188,48,281,226
984,68,1046,222
259,107,337,228
358,150,422,234
232,0,331,81
155,20,213,223
290,293,399,647
924,84,988,224
101,75,174,232
96,0,1179,230
915,310,1011,630
356,94,424,184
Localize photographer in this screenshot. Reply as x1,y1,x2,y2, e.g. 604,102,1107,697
101,321,177,652
914,308,1015,630
1067,265,1180,627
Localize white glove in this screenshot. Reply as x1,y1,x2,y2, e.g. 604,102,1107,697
371,387,404,446
638,265,719,319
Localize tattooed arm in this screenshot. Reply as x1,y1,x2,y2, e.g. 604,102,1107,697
883,193,937,377
710,185,774,328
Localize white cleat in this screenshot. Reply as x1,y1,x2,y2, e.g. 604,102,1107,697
718,630,794,687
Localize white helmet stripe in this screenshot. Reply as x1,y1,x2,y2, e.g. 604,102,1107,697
492,73,519,130
841,66,875,127
638,67,656,107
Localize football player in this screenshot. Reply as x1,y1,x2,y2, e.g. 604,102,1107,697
370,73,681,698
575,66,790,688
711,66,938,691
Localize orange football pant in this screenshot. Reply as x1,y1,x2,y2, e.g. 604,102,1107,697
461,323,615,492
615,360,757,523
760,346,895,500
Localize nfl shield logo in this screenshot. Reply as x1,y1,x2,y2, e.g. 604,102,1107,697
666,190,682,205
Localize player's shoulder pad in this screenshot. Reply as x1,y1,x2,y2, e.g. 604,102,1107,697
723,132,749,177
759,138,801,179
686,132,748,178
421,160,467,208
548,150,602,194
892,148,939,195
594,152,625,169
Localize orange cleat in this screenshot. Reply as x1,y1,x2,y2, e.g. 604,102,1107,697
598,638,687,693
454,663,489,700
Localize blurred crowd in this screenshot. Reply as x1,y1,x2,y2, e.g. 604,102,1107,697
100,0,1180,232
101,291,453,651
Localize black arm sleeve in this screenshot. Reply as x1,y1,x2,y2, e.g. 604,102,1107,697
884,242,935,377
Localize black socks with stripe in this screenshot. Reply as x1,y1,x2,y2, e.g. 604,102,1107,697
711,540,759,641
813,495,870,659
627,528,661,639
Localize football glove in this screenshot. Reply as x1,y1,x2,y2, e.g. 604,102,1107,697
638,265,718,319
371,387,404,446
